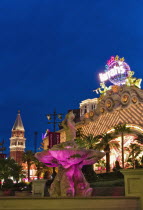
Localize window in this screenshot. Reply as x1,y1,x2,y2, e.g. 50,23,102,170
84,105,87,114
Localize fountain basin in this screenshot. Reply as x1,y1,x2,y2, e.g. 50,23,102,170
35,144,105,197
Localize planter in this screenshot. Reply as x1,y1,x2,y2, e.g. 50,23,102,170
15,191,31,197
32,179,47,197
92,186,125,196
3,189,14,196
0,190,4,196
120,168,143,210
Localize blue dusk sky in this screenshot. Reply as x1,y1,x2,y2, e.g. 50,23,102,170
0,0,143,155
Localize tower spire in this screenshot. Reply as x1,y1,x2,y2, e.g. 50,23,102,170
10,111,26,164
12,110,25,131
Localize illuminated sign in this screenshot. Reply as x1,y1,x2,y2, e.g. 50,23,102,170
99,56,131,85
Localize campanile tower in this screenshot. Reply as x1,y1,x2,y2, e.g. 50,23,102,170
10,111,26,164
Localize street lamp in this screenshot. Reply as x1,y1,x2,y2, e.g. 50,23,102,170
47,114,51,120
34,132,38,153
46,109,64,179
46,109,64,132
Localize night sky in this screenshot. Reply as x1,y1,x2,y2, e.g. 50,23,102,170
0,0,143,155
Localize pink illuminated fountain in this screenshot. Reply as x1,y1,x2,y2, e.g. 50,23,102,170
35,111,105,197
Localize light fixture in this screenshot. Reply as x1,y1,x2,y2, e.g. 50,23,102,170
58,114,62,120
47,114,51,120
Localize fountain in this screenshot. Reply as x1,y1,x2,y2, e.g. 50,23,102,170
35,111,105,197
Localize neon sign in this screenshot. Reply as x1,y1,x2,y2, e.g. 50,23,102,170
99,56,131,85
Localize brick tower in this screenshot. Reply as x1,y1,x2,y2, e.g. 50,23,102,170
10,111,26,164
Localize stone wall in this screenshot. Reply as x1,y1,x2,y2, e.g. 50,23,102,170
0,197,140,210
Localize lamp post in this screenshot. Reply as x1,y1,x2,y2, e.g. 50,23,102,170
46,109,64,133
46,109,64,178
34,132,38,153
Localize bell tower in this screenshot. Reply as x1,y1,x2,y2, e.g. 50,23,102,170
10,111,26,164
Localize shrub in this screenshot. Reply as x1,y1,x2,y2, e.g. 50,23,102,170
97,171,124,181
2,179,14,190
82,165,98,182
13,182,28,191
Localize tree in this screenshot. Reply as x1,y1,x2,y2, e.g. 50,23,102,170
0,158,24,187
33,157,50,179
75,131,101,182
33,158,43,179
22,150,35,181
75,130,119,173
114,124,131,169
95,133,119,173
0,158,13,182
11,162,24,183
140,155,143,166
126,143,142,169
75,128,102,149
134,134,143,144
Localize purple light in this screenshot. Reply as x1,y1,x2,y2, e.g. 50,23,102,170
35,147,105,197
99,56,131,85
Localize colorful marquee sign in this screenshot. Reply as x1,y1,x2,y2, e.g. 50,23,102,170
99,56,131,85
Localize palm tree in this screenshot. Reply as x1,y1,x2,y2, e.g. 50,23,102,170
22,150,34,181
33,158,46,179
76,128,84,139
84,134,103,149
114,124,131,169
75,129,102,149
95,133,119,173
11,162,24,183
126,143,142,169
140,155,143,167
134,134,143,144
75,132,102,182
